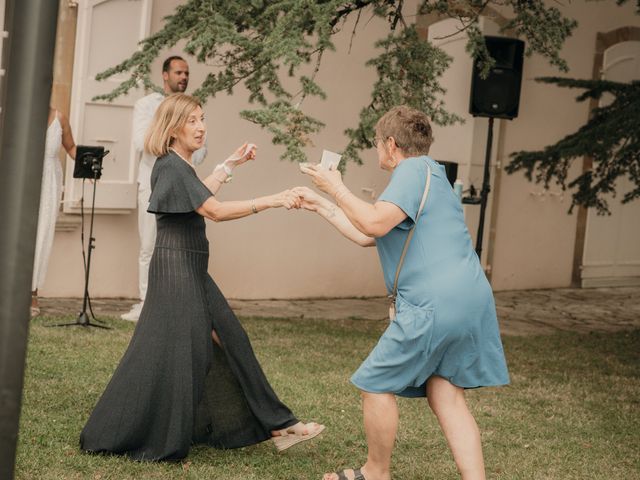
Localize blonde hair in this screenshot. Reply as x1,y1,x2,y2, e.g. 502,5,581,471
375,105,434,156
144,93,202,156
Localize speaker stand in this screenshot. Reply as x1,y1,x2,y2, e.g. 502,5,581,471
475,116,494,262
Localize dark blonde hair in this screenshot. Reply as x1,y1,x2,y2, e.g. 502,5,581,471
144,93,202,156
375,105,433,156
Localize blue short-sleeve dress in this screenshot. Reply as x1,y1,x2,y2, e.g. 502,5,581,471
350,156,510,398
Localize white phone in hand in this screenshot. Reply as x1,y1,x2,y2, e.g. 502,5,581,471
320,150,342,170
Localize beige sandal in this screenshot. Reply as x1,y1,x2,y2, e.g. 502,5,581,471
272,422,325,452
332,469,366,480
30,306,41,318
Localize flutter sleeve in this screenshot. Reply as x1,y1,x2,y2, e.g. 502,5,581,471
147,153,213,214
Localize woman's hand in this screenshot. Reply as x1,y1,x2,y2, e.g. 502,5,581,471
223,142,257,170
299,163,343,196
269,189,302,210
292,186,325,213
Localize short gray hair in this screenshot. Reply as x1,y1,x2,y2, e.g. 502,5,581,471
375,106,433,156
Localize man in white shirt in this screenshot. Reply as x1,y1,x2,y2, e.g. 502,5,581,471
122,56,207,321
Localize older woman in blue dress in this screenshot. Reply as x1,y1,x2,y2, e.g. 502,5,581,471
297,105,509,480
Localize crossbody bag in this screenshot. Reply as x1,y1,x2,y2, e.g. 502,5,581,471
388,163,432,321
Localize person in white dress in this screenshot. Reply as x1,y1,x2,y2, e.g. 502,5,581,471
31,108,77,317
121,55,208,321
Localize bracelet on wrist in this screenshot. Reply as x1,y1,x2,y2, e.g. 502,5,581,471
212,174,229,184
212,170,232,184
251,199,258,214
214,163,233,175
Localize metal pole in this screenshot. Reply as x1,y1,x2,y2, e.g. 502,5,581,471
81,176,97,323
0,1,60,478
475,116,494,261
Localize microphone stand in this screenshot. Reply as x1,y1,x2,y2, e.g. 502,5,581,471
50,158,110,329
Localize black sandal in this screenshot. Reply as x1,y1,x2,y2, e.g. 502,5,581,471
335,468,366,480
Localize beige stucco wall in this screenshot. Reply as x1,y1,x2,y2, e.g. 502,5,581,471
40,1,639,299
420,2,640,292
42,0,395,299
490,1,640,290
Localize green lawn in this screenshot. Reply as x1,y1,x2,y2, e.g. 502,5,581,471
15,315,640,479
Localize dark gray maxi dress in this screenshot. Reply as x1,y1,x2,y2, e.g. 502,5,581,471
80,152,298,461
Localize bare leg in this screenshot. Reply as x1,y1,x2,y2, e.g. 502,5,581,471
324,391,396,480
426,376,485,480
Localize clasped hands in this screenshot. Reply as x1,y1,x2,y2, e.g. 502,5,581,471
277,163,345,212
222,144,344,212
295,162,345,211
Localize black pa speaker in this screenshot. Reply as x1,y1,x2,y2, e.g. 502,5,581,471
469,36,524,119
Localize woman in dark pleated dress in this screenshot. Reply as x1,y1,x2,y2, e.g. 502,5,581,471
80,93,324,461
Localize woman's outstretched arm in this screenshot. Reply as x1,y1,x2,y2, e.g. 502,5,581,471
201,143,256,195
300,165,407,238
293,187,375,247
196,189,300,222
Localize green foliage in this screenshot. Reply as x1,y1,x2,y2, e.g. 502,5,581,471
94,0,581,164
502,0,577,72
343,26,460,166
507,78,640,214
616,0,640,14
240,102,325,162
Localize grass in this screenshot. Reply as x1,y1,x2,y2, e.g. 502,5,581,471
15,314,640,480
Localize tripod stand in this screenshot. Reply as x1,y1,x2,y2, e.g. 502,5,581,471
51,152,109,329
459,117,495,262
